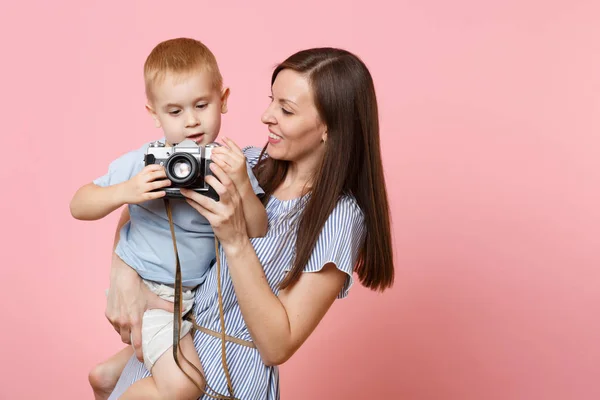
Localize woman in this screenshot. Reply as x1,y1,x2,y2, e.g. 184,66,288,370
106,47,394,399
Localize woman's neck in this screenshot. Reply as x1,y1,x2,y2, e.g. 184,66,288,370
273,149,326,200
273,161,315,200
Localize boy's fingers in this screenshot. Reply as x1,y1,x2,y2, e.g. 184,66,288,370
147,191,166,200
143,164,164,173
150,179,171,190
148,169,167,181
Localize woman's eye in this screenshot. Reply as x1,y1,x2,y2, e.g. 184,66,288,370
281,108,292,115
169,110,181,116
196,104,208,109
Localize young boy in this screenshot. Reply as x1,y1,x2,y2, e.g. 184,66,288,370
70,38,267,400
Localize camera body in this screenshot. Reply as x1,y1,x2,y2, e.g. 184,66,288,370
144,139,219,200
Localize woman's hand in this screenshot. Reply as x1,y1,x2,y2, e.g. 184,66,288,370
105,253,174,361
180,162,249,251
210,138,251,193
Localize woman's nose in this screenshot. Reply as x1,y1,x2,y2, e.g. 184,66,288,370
261,106,275,124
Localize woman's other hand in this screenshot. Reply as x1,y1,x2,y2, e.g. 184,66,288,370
105,253,175,361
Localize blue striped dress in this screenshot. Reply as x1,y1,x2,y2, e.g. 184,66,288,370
108,147,366,399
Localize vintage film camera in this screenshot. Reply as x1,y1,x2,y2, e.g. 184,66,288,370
144,139,220,200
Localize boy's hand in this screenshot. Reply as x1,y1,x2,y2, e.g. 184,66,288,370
121,164,171,204
211,138,251,192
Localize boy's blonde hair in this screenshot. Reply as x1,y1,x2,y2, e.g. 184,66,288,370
144,38,223,101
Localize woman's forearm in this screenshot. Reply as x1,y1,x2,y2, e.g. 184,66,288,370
110,207,134,300
113,207,130,249
221,239,293,365
239,182,268,238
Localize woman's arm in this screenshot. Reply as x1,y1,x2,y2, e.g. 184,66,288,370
105,207,174,361
238,185,268,238
182,166,347,366
227,241,346,365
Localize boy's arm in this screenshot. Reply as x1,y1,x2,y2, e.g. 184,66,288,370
70,164,171,221
70,182,128,221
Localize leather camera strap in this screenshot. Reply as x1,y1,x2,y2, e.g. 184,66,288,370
164,198,238,400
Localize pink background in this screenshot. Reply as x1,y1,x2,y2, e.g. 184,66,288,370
1,1,599,399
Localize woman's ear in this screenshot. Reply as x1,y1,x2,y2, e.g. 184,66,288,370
145,104,161,128
321,130,328,143
220,87,231,114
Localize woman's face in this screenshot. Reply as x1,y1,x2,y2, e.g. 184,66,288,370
261,69,327,169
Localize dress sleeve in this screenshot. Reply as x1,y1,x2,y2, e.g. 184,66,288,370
242,146,265,196
242,146,266,169
93,144,148,187
286,196,366,299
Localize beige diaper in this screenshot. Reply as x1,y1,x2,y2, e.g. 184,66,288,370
140,280,195,372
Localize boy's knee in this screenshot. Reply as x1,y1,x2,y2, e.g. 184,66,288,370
88,363,111,389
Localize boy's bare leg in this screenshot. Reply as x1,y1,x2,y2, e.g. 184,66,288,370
120,333,205,400
89,346,134,400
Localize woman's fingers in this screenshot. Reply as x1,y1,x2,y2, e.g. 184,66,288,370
184,197,220,230
146,293,175,313
206,175,229,198
129,315,143,361
208,162,234,191
119,324,131,345
211,154,234,171
222,137,244,155
181,188,219,214
213,141,244,163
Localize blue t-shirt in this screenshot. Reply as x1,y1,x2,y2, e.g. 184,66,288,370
94,139,264,287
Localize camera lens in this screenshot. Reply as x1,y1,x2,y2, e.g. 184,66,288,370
165,153,199,186
172,161,192,179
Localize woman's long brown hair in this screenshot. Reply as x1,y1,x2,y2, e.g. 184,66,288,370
255,48,394,292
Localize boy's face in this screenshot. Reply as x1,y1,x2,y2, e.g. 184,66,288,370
146,70,229,146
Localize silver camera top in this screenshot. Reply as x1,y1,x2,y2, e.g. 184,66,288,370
173,139,199,148
172,139,201,154
145,139,222,160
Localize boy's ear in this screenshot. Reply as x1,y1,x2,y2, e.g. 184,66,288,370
220,87,231,114
145,103,162,128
